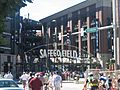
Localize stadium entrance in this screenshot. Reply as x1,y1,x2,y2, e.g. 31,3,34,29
16,44,100,73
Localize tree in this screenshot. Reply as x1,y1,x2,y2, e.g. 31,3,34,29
0,0,32,15
0,0,32,44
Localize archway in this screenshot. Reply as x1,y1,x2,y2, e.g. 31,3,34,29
17,43,101,72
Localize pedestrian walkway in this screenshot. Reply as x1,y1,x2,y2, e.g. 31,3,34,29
62,78,85,84
62,80,74,83
62,81,84,90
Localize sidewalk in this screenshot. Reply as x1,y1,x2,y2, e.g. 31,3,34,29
62,80,84,90
62,80,74,83
62,78,85,84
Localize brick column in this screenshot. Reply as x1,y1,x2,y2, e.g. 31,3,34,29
87,16,91,57
96,10,104,53
67,13,72,32
61,25,64,50
78,20,82,55
67,17,72,48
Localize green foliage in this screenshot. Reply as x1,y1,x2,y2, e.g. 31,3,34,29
0,34,7,45
0,16,4,33
0,0,33,16
0,0,32,45
111,59,115,63
107,59,115,66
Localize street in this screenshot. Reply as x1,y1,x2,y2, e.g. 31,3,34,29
18,80,84,90
62,81,84,90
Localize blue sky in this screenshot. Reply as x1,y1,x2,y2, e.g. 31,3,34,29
20,0,85,21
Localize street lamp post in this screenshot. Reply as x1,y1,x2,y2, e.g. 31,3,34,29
52,20,58,69
112,0,117,70
45,22,51,71
38,21,49,71
45,31,49,71
39,21,58,71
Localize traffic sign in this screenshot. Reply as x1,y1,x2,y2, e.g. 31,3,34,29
85,27,98,33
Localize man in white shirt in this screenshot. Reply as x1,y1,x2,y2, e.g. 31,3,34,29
19,72,29,89
52,71,62,90
48,72,53,90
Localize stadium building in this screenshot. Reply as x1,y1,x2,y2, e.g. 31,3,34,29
39,0,120,70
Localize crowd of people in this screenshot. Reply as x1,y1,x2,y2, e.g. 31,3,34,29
2,70,120,90
19,71,62,90
3,71,13,79
83,72,120,90
1,70,82,90
0,70,92,90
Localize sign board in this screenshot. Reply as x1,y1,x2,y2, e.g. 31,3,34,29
85,27,98,33
39,49,88,58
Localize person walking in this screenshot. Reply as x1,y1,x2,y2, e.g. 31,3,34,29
118,75,120,90
44,73,49,90
29,73,43,90
83,72,98,90
39,72,45,90
28,72,34,90
52,71,62,90
48,72,54,90
98,72,107,90
19,72,29,90
4,73,8,79
107,75,112,90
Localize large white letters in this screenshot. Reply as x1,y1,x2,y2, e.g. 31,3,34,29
39,49,82,58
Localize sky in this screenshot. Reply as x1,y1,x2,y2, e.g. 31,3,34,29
20,0,86,21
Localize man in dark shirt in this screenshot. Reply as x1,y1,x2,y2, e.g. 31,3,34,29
29,73,43,90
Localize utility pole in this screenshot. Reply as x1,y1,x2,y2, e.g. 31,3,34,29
45,23,50,71
112,0,117,70
46,32,48,71
52,20,57,69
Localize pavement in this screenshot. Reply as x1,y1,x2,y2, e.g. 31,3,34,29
62,80,84,90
